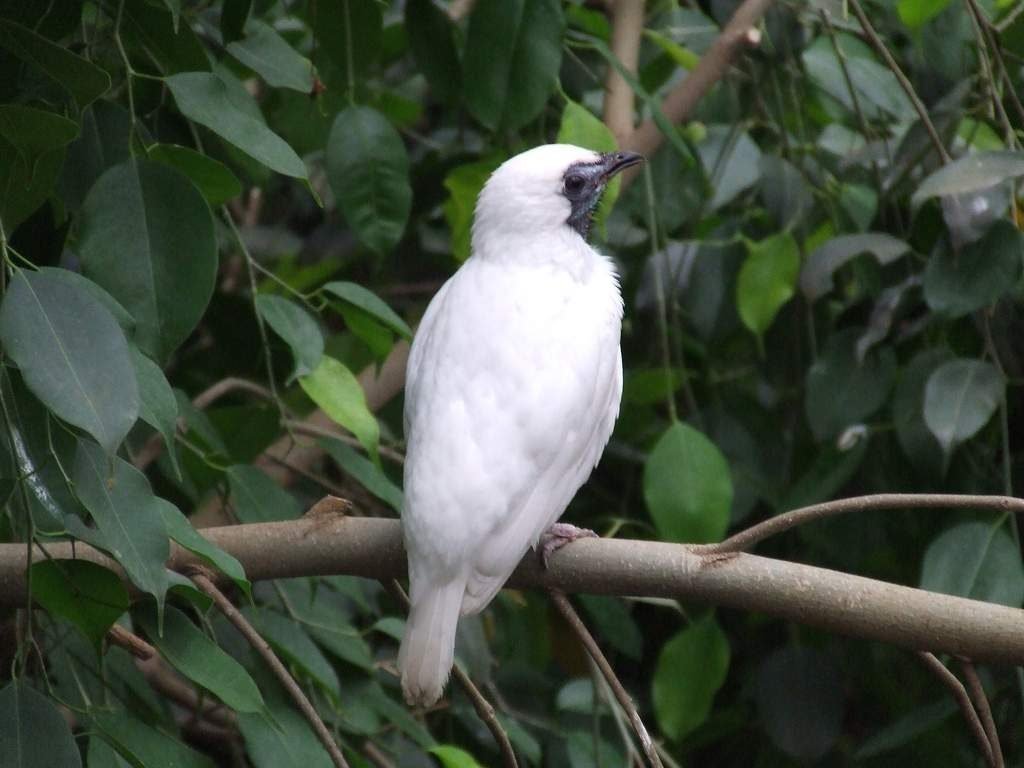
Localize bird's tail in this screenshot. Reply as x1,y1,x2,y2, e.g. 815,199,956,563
398,578,465,707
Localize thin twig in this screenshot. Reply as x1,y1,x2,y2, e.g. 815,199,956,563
960,660,1005,768
283,419,406,464
136,655,237,731
847,0,952,164
549,591,662,768
916,653,993,766
189,569,351,768
193,377,278,410
362,741,397,768
387,581,518,767
963,0,1024,130
697,494,1024,554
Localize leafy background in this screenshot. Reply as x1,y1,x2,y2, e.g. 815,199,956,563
0,0,1022,765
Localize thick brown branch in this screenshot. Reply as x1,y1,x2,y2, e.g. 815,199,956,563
550,591,662,768
916,652,993,766
190,570,351,768
697,494,1024,554
7,512,1024,664
603,0,645,146
624,0,772,162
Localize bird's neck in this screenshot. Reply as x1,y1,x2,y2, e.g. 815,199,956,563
470,226,603,281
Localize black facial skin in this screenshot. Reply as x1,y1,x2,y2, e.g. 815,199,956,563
564,151,644,239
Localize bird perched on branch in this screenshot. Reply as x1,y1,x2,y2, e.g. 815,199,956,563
399,144,643,706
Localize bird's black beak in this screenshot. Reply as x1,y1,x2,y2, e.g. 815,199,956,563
599,151,644,180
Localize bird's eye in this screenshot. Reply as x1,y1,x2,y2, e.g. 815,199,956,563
564,174,586,198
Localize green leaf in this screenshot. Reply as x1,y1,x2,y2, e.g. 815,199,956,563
805,328,897,441
255,295,324,380
326,106,411,254
442,158,503,262
898,0,953,27
137,604,264,713
87,737,134,768
406,0,461,102
146,143,241,206
923,358,1003,457
921,522,1024,607
130,347,181,478
924,219,1023,317
226,464,302,523
0,268,139,453
158,500,249,594
30,560,129,650
892,349,949,477
430,746,485,768
0,135,64,233
58,101,134,213
0,681,82,768
557,100,621,235
0,104,78,166
315,0,382,88
227,20,314,92
644,28,700,69
643,422,732,543
322,281,412,339
237,688,333,768
0,19,109,108
41,268,136,334
77,158,217,362
802,35,911,121
737,232,799,337
800,233,910,301
165,72,309,181
578,595,642,660
121,0,210,74
243,607,340,696
299,356,380,464
912,151,1024,208
854,699,957,759
653,615,730,741
73,439,169,610
320,437,403,511
462,0,565,131
756,647,844,760
92,712,214,768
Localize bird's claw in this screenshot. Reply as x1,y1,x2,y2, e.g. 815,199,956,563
538,523,597,569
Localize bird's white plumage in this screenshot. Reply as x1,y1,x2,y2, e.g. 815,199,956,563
399,144,624,706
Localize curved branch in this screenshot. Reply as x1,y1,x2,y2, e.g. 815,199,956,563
7,512,1024,664
696,494,1024,554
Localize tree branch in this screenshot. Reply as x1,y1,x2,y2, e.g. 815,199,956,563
623,0,772,161
916,652,993,766
603,0,645,146
960,660,1004,768
550,591,662,768
189,570,351,768
7,509,1024,664
695,494,1024,554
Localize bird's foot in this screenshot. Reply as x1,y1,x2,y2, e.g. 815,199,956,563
538,523,597,569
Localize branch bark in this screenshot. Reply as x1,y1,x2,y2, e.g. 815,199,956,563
8,513,1024,665
623,0,772,162
603,0,644,146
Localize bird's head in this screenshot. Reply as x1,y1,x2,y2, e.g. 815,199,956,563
472,144,644,249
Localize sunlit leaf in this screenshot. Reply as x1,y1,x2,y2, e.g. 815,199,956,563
299,356,380,464
737,232,799,337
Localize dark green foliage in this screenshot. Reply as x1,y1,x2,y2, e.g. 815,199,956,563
0,1,1021,766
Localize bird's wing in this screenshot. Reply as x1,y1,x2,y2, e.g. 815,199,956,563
403,276,454,441
402,258,622,613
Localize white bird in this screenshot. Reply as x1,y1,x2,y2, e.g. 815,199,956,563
398,143,642,706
